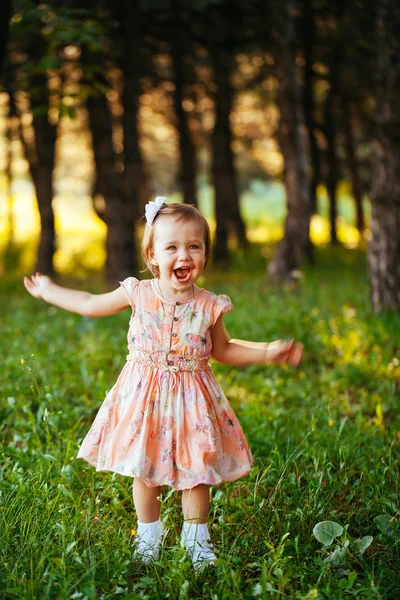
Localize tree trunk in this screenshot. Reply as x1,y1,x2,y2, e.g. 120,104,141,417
324,75,339,245
26,74,57,275
170,0,198,206
87,92,126,284
368,0,400,312
340,99,365,233
302,0,320,218
0,0,12,79
119,2,143,278
324,0,346,245
6,93,16,243
267,0,311,283
212,48,246,263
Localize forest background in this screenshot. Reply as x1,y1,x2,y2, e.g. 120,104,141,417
0,1,399,599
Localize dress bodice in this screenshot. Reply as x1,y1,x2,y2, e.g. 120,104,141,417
120,278,233,363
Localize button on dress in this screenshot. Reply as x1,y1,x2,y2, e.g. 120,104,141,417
77,277,253,490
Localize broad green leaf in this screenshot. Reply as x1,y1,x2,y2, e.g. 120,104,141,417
313,521,344,546
374,515,399,539
324,545,347,566
353,536,373,555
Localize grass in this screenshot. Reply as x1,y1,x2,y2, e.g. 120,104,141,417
0,245,399,599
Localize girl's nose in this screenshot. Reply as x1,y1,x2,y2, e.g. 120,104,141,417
178,247,191,260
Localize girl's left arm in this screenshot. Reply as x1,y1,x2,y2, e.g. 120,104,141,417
210,315,303,367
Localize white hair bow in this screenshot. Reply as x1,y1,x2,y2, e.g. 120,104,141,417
145,196,167,225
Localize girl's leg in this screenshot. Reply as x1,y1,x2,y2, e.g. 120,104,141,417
132,478,164,563
181,484,210,523
181,485,216,569
132,477,161,522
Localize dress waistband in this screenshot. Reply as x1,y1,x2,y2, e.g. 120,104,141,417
126,349,209,372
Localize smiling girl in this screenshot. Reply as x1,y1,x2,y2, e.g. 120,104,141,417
24,198,303,570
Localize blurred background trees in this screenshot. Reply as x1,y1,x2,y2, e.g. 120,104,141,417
0,0,398,311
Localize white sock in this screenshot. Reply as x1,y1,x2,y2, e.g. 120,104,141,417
137,519,162,535
181,521,216,569
134,520,164,563
182,521,209,539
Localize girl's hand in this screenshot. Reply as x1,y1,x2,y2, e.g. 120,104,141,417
267,339,304,367
23,272,52,300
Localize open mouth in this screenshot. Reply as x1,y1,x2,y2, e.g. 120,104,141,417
174,267,192,283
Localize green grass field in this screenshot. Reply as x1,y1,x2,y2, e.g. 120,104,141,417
0,246,399,599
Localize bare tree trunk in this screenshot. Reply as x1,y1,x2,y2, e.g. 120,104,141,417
170,0,198,206
22,73,56,275
119,2,143,277
268,0,311,283
324,73,339,245
340,99,365,233
31,82,57,274
324,0,346,245
302,0,320,218
87,92,126,284
368,0,400,312
212,48,246,263
0,0,12,79
6,94,16,243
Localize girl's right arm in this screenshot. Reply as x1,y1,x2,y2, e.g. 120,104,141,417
23,272,130,317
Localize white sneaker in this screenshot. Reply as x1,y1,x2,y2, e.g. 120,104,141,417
181,522,217,570
133,520,164,564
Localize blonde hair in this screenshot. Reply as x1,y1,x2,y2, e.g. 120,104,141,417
142,202,211,277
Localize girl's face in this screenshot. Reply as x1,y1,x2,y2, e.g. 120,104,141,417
150,215,206,293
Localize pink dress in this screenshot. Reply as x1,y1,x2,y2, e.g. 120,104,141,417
77,277,253,490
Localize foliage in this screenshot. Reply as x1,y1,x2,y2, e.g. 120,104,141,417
313,519,373,568
0,246,399,598
7,1,108,107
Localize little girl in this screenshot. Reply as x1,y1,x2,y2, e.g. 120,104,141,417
24,198,303,570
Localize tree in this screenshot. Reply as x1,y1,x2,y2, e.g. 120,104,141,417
169,0,198,206
208,0,247,263
267,0,311,283
87,86,126,284
368,0,400,311
6,2,107,275
0,0,12,80
301,0,321,220
7,6,58,274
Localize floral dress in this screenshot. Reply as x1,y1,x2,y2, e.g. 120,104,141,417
77,277,253,490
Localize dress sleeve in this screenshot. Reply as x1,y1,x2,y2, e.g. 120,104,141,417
119,277,139,310
212,294,234,326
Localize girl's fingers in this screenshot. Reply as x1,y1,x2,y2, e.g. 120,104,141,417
285,341,303,366
290,343,304,366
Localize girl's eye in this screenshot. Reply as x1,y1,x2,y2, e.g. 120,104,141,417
190,245,199,249
167,245,176,250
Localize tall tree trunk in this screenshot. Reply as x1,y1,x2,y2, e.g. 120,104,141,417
324,0,346,245
6,93,16,244
31,83,56,274
119,2,143,277
212,48,246,263
268,0,311,283
170,0,198,206
302,0,320,218
24,74,57,275
87,92,126,284
0,0,12,79
340,99,365,233
368,0,400,312
324,71,339,245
